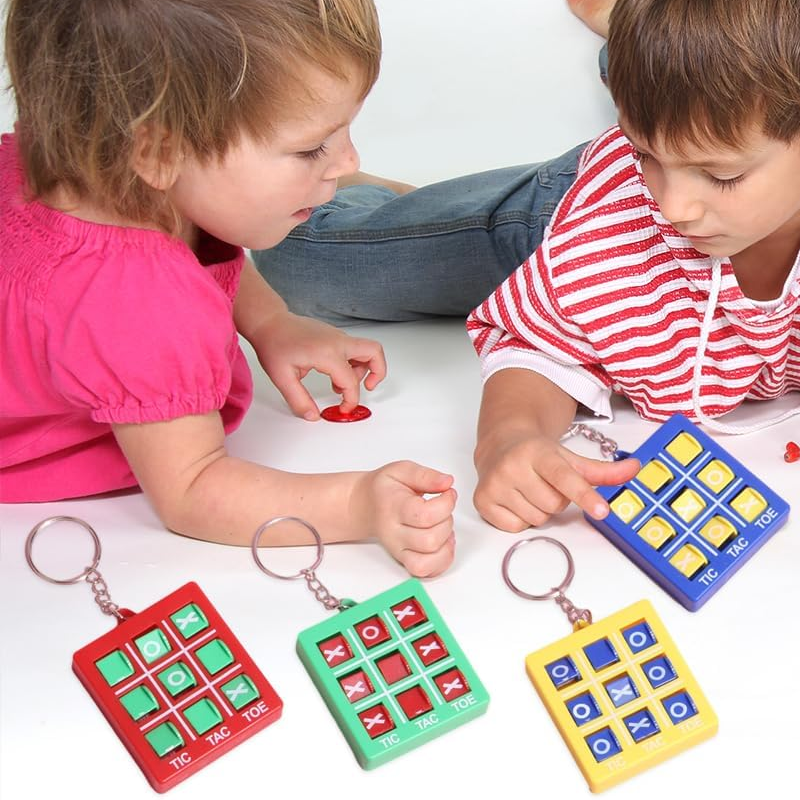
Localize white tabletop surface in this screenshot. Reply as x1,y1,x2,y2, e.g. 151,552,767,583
2,319,798,799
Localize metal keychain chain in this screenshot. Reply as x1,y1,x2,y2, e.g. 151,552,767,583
563,422,629,461
502,536,593,631
83,566,124,619
25,516,127,621
301,568,355,612
251,516,355,612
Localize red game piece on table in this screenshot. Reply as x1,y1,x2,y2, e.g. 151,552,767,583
785,441,800,462
320,404,371,423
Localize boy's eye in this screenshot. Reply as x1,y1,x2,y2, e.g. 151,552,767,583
708,173,745,190
298,144,328,160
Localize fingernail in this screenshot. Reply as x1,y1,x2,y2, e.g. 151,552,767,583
304,411,319,421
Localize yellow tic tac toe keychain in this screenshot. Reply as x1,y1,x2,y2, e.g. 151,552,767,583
501,536,718,793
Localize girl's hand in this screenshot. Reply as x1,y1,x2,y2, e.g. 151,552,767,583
251,311,386,420
353,461,457,578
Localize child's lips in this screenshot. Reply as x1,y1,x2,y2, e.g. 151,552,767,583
681,230,719,240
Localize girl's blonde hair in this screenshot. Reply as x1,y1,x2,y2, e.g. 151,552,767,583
5,0,381,231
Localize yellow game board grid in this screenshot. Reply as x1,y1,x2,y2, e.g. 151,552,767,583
525,600,717,792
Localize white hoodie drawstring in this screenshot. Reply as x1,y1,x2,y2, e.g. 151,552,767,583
691,258,800,434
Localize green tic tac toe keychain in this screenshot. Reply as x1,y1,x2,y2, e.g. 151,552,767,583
251,516,490,769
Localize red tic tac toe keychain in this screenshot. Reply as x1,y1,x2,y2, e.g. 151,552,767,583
251,516,489,770
25,516,282,793
502,536,717,793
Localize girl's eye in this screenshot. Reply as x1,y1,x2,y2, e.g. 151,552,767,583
632,148,650,165
299,144,328,160
709,173,745,191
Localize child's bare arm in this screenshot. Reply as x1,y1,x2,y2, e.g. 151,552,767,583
234,259,386,420
473,368,639,531
112,412,456,577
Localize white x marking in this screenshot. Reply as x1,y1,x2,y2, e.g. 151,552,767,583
628,716,653,735
344,680,367,699
420,641,441,657
393,605,415,622
442,679,463,695
324,645,345,663
737,495,758,515
363,713,385,730
610,683,634,702
224,681,249,702
674,551,699,571
174,611,200,630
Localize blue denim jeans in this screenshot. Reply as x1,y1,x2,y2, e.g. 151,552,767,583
252,48,608,325
253,143,585,324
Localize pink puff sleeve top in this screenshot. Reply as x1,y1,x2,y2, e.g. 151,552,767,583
0,134,253,501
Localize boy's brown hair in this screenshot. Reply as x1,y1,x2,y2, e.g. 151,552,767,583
5,0,381,231
607,0,800,151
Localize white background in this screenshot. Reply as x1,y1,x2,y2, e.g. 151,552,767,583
3,3,797,800
0,0,615,182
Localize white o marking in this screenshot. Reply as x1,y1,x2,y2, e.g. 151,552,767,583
592,738,611,755
167,670,187,688
628,631,648,648
573,702,592,720
669,701,689,719
142,640,163,659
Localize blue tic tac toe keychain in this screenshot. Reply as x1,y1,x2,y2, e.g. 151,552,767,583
563,415,790,610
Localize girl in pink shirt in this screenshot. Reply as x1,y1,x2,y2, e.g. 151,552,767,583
0,0,456,576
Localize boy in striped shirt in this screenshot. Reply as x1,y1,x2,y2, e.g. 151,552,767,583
468,0,800,533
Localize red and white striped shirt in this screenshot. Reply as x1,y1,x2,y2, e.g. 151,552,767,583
467,126,800,423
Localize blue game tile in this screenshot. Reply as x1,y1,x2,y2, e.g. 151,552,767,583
604,674,639,708
623,708,660,742
566,692,602,727
662,691,698,724
545,656,581,689
621,621,657,654
642,656,677,689
583,638,619,671
585,727,622,763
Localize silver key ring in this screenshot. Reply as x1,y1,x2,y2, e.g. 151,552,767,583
25,516,102,585
251,516,324,579
251,516,352,611
501,536,592,626
502,536,575,600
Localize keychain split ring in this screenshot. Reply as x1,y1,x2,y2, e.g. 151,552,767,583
25,516,102,585
251,516,324,580
501,535,576,601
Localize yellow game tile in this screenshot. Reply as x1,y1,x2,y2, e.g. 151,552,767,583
636,461,674,493
610,489,645,524
697,460,735,494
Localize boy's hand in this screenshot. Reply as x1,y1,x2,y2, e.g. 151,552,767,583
354,462,457,578
474,433,640,532
251,311,386,420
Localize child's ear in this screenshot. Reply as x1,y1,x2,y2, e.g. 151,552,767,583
130,124,182,191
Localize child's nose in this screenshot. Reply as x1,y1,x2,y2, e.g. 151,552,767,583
327,136,360,181
658,177,704,228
